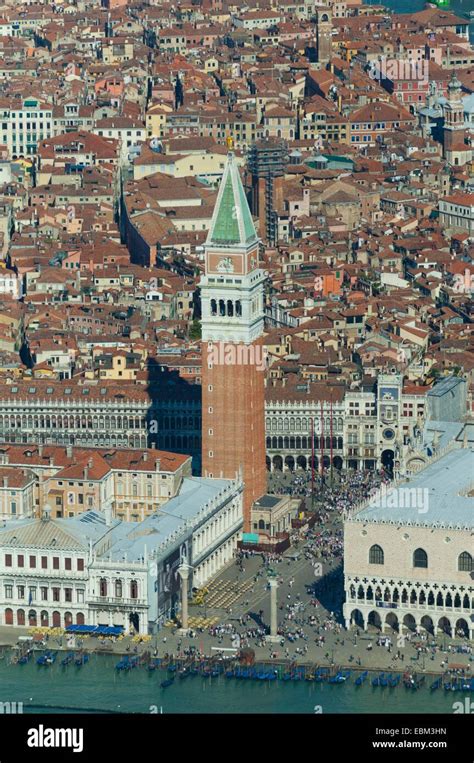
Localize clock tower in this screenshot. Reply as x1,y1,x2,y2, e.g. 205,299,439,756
200,142,267,530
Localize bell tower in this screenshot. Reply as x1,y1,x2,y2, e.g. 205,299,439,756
315,7,332,65
200,139,267,530
443,73,471,167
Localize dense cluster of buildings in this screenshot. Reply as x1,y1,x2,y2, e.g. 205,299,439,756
0,0,471,636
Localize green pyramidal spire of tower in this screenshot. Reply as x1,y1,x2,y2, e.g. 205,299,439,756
206,151,258,247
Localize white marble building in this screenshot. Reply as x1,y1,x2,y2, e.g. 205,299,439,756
343,446,474,641
0,476,244,634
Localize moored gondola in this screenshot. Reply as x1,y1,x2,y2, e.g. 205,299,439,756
355,671,368,686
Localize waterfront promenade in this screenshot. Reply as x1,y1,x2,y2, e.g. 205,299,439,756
1,513,471,679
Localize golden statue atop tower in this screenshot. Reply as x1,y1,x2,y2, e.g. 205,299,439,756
226,134,234,152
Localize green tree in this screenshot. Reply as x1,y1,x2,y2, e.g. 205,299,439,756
189,319,201,341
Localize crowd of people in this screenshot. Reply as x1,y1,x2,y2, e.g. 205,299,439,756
267,467,390,508
154,468,472,671
311,469,390,516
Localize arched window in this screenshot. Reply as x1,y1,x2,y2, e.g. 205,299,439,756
235,300,242,317
99,578,107,597
219,299,225,316
130,580,138,599
369,544,384,565
115,579,122,598
258,519,265,530
458,552,473,572
227,300,234,317
413,548,428,568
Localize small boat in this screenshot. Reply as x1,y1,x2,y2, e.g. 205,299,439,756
329,670,350,684
404,674,424,690
160,678,174,689
388,675,400,688
75,653,89,667
430,677,442,691
372,672,384,687
18,651,32,665
61,652,74,667
37,651,56,666
355,671,368,686
444,681,459,692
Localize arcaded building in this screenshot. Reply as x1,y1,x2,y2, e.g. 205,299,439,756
343,445,474,641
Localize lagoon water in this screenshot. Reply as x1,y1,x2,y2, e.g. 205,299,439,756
1,654,461,714
384,0,474,42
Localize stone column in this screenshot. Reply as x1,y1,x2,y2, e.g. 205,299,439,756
267,578,280,643
178,565,190,634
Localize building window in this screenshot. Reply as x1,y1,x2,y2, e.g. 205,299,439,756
52,588,60,602
99,579,107,597
77,559,84,571
17,585,24,599
369,544,384,565
413,548,428,568
41,587,48,601
5,554,11,567
29,556,36,568
41,556,47,569
17,555,24,568
458,551,473,572
65,588,72,603
53,557,59,569
130,580,138,599
4,585,12,599
65,558,72,570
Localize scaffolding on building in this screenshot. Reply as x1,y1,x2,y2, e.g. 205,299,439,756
247,139,289,245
